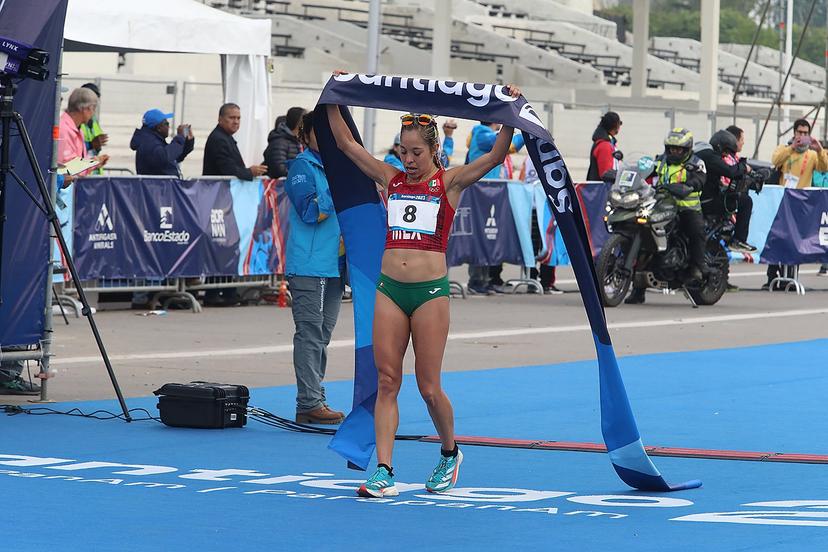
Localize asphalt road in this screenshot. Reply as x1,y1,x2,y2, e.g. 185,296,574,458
13,264,827,405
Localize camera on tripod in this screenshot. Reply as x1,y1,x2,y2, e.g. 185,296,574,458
0,37,50,81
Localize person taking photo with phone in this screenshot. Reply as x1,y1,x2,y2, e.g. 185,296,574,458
130,108,195,177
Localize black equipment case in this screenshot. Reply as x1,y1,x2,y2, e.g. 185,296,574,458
154,382,249,429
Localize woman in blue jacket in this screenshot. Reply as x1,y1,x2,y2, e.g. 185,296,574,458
285,111,345,425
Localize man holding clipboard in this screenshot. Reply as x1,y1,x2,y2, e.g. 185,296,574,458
58,87,108,184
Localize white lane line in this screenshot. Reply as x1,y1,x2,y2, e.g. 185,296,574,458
554,269,819,285
51,308,828,366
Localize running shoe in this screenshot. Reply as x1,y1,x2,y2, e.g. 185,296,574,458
425,449,463,493
729,239,757,253
357,466,399,498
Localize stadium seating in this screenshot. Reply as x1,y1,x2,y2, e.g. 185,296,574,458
651,37,824,103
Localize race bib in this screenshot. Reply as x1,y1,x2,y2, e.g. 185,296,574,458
388,193,440,235
783,173,799,189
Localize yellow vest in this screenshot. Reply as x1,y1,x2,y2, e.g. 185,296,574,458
654,159,700,210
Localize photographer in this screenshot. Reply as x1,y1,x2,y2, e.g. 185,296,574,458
130,109,194,177
771,119,828,189
696,127,756,254
766,119,828,289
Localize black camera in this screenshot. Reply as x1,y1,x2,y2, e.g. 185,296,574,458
0,37,50,81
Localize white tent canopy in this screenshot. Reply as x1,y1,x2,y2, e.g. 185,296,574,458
64,0,272,166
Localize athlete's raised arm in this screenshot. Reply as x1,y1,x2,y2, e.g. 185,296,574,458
444,84,522,197
325,102,399,191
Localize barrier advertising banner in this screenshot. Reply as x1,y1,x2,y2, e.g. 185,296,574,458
447,180,523,267
70,177,289,279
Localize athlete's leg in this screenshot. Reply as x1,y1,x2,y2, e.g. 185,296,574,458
410,296,454,450
372,291,411,467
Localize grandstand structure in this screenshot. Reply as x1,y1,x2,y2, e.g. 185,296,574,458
63,0,827,179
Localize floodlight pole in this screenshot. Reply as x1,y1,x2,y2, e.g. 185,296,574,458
362,0,381,155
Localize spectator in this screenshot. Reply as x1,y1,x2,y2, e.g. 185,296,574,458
203,102,268,180
766,119,828,288
383,133,404,170
522,156,563,294
440,119,456,167
0,347,39,395
80,82,107,175
203,103,267,305
587,111,621,181
58,87,109,176
284,111,345,425
263,106,306,178
771,118,828,189
130,109,195,176
465,121,525,294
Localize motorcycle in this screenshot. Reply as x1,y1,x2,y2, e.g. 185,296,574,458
596,156,729,307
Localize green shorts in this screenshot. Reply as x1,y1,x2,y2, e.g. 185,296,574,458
377,273,450,316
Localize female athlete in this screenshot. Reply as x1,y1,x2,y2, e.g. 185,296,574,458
326,81,521,497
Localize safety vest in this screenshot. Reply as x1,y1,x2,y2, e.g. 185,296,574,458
80,118,105,175
654,158,701,211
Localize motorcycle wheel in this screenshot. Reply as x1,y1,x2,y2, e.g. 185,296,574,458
689,240,729,305
596,234,633,307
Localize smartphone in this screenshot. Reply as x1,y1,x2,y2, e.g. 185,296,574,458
181,124,191,136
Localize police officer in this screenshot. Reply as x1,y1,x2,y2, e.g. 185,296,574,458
626,128,707,305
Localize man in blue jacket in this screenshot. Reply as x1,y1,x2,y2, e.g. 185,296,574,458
130,109,195,176
285,111,345,425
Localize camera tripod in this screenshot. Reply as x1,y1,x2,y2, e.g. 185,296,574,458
0,74,130,420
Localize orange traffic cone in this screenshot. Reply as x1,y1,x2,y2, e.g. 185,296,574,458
277,280,288,308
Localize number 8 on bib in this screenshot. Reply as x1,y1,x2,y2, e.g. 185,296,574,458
388,193,441,235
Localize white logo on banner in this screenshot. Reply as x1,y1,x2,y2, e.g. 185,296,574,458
160,206,173,229
144,205,190,245
332,74,517,108
484,205,498,241
819,211,828,247
450,207,473,237
95,203,113,232
89,204,117,250
210,209,227,240
519,103,543,128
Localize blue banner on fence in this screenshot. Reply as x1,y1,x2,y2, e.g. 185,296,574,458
67,177,290,279
447,180,523,267
575,183,828,265
761,188,828,264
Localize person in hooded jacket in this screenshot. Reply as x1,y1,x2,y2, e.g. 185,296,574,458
284,110,345,425
263,107,306,178
130,109,195,176
587,111,621,181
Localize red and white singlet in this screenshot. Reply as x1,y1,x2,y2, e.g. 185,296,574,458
385,169,456,253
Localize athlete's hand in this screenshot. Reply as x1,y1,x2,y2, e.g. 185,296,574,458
504,84,522,98
333,69,349,76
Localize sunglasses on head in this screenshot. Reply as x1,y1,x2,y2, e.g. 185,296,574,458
401,113,436,126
